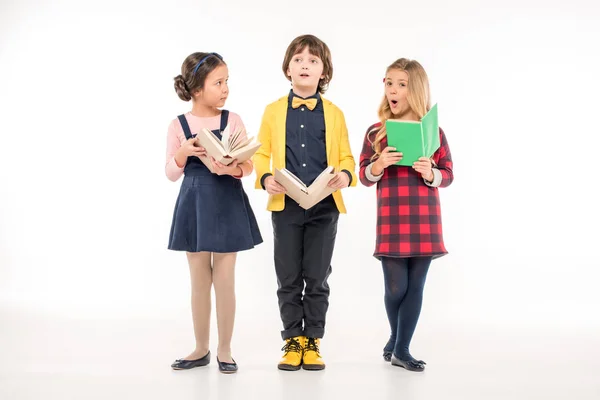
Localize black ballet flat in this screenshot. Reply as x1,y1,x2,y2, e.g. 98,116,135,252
383,338,394,362
217,356,238,374
171,351,211,370
391,354,425,372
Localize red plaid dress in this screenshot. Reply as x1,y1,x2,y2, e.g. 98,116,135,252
359,123,454,259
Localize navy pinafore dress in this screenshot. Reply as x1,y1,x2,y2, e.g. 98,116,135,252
168,110,263,253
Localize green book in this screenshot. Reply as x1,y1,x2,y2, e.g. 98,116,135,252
385,103,440,166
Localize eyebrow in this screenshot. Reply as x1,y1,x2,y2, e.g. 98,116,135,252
293,53,321,59
386,78,408,82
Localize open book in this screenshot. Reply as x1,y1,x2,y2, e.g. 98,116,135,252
385,103,440,166
274,166,336,210
194,124,261,172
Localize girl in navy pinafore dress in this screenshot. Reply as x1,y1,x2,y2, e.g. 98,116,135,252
168,110,262,252
165,52,262,374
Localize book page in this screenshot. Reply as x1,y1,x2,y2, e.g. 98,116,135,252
220,124,232,154
301,167,335,208
231,135,255,152
421,103,440,157
307,166,335,194
227,127,243,152
229,141,261,164
274,169,311,208
281,169,308,192
196,128,227,161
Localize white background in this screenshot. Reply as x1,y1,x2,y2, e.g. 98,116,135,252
1,0,599,399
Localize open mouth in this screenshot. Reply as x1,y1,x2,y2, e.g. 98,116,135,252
391,100,398,106
300,73,310,78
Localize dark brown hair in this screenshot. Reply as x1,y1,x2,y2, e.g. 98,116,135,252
174,52,226,101
282,35,333,94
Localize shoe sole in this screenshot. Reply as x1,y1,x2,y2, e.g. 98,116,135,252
302,364,325,371
171,364,210,370
391,361,425,372
278,363,302,371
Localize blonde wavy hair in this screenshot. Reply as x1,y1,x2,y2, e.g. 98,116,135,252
369,58,431,160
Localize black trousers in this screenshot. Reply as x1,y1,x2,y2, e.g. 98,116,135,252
271,195,339,339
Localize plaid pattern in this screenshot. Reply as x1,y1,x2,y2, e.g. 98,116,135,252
359,123,454,259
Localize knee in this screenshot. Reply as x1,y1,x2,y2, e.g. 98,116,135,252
385,284,407,303
303,275,330,294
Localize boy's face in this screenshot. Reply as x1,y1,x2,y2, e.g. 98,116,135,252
286,46,324,95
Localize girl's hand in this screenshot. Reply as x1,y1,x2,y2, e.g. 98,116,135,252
264,176,286,195
210,157,242,176
327,172,350,189
180,138,207,158
372,146,403,175
413,157,434,181
175,138,206,167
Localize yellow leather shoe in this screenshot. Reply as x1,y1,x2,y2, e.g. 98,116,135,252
278,336,305,371
302,337,325,370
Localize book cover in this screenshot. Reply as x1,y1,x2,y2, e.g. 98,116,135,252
385,103,440,166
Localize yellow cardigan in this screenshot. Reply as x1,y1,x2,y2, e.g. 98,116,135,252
253,95,356,213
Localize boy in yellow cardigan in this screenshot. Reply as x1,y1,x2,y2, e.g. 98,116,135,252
253,34,356,371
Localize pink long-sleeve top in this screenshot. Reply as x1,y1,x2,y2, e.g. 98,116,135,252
165,111,254,182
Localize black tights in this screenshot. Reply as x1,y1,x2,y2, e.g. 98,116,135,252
381,256,431,361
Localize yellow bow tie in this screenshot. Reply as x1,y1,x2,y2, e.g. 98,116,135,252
292,96,317,110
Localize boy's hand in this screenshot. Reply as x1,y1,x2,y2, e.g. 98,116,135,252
264,176,286,194
328,172,349,189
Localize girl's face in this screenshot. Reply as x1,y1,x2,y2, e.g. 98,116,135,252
195,64,229,107
385,68,410,117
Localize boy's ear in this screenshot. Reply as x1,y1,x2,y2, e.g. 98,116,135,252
287,68,291,77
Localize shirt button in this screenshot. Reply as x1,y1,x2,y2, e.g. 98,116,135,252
301,108,305,111
303,163,306,167
301,144,305,147
300,124,304,128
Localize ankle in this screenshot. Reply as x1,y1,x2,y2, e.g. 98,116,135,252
393,352,415,362
194,346,210,356
384,338,395,352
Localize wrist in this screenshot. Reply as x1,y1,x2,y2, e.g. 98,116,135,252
260,173,272,190
371,160,384,176
174,150,187,168
232,165,243,178
425,170,434,182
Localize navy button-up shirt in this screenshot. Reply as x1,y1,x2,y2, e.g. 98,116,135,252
284,90,328,186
